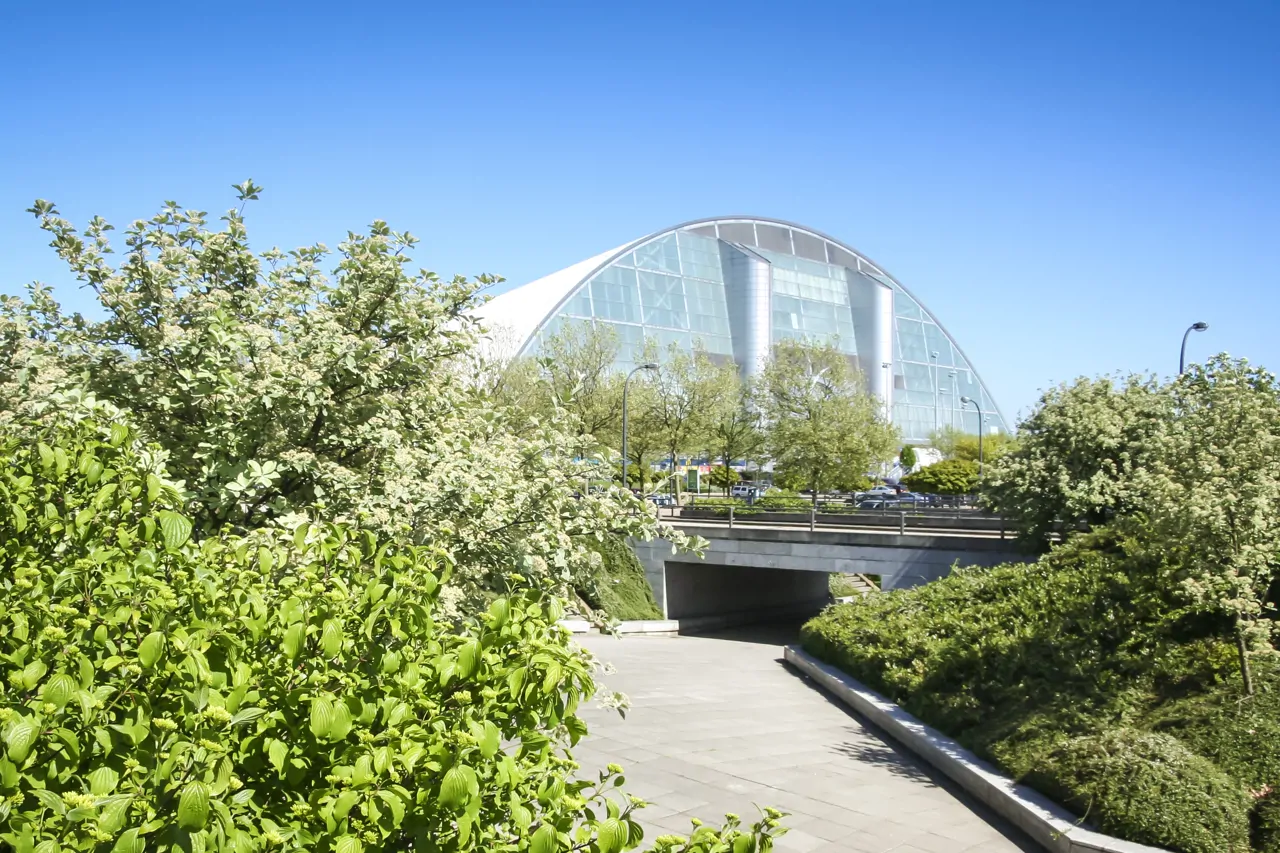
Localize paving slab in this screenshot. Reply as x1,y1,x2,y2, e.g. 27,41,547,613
574,629,1040,852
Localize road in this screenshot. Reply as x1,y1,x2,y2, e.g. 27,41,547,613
574,629,1039,853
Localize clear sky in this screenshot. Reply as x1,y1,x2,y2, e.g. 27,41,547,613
2,1,1276,421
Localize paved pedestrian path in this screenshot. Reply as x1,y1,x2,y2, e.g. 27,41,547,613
574,629,1039,853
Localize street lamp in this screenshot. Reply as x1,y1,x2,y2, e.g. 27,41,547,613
929,351,940,434
1179,322,1209,375
960,396,983,476
881,361,892,420
621,362,658,493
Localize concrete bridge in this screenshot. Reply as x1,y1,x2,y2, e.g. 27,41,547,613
631,520,1031,628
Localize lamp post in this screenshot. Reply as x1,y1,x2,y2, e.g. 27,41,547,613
881,361,892,420
929,351,940,434
1179,322,1209,375
621,362,658,493
960,396,983,476
948,370,958,430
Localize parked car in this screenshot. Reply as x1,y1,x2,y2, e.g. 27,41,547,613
856,498,901,510
730,484,762,500
647,493,677,507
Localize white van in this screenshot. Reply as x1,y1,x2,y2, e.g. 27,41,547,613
730,484,761,499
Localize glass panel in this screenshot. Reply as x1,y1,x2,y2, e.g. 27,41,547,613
633,234,681,273
792,230,827,262
755,223,792,253
895,293,923,320
717,222,756,245
896,319,929,362
827,244,858,268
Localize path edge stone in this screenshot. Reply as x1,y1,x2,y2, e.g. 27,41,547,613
783,645,1169,853
559,619,679,636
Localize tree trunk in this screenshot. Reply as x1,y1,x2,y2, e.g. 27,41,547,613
1236,624,1255,697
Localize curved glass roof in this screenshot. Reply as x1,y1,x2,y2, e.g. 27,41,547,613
477,217,1007,440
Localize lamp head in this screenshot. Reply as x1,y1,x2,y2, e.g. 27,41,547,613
1192,322,1208,332
640,362,658,370
960,395,973,404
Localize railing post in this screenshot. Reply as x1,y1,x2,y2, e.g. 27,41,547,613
728,505,734,530
809,506,816,532
1000,516,1006,540
899,511,906,535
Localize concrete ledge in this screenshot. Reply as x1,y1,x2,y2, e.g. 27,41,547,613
559,619,679,636
783,646,1169,853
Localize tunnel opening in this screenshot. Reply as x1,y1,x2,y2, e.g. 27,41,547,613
662,561,834,634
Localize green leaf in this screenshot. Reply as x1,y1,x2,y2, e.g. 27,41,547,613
267,739,288,773
146,474,162,503
487,597,510,627
512,804,532,832
112,829,143,853
479,720,500,759
230,707,266,727
335,837,362,853
158,510,192,550
333,790,360,820
109,422,129,446
41,673,77,708
11,504,26,533
508,666,528,696
597,817,627,853
456,639,480,679
177,781,210,830
328,701,353,742
282,623,306,660
531,823,559,853
37,442,55,470
137,631,166,669
88,766,120,795
5,718,39,763
439,765,470,809
21,660,48,690
309,696,335,739
376,790,405,826
321,619,343,657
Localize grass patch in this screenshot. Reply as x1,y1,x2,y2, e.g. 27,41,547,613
573,534,663,621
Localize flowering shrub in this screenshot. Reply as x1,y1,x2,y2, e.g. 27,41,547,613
0,407,786,853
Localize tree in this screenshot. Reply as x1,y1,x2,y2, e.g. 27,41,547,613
929,426,1017,463
1136,356,1280,696
709,464,740,493
647,343,723,497
533,320,625,449
983,375,1169,543
704,363,763,483
4,188,692,617
902,458,979,495
755,339,898,505
0,186,786,852
899,445,917,471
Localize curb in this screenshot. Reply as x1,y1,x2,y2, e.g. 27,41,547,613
783,646,1168,853
559,619,680,636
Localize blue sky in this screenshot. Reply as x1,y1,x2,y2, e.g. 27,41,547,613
2,1,1276,421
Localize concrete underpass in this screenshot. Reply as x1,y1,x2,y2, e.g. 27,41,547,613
633,522,1031,630
662,561,833,630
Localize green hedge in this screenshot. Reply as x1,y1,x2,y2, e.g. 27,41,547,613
1032,729,1251,852
800,530,1277,852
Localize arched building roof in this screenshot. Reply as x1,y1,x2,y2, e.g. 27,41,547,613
476,217,1006,441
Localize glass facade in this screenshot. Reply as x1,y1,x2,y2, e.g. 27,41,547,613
519,218,1006,441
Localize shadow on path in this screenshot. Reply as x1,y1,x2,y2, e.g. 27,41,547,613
784,658,1044,852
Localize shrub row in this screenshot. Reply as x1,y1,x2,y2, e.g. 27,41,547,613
800,530,1277,852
